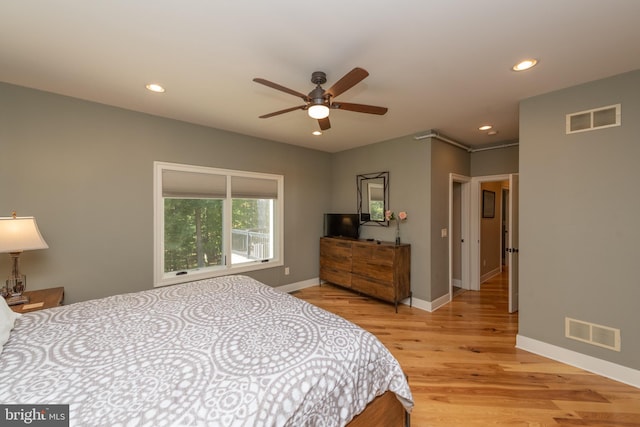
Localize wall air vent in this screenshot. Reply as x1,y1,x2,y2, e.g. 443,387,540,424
566,104,621,134
565,317,621,351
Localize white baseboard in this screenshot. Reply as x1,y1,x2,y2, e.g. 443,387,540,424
397,295,428,312
426,293,450,312
517,334,640,389
276,277,320,293
480,267,501,284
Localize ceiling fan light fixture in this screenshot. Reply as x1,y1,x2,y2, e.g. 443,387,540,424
254,67,385,131
308,104,330,119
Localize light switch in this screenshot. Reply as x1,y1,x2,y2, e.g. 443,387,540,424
441,228,448,238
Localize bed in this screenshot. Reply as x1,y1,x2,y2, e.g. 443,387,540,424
1,275,413,426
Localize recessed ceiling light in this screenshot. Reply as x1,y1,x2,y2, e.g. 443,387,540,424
146,83,165,93
512,59,538,71
312,131,322,136
479,125,493,131
487,130,498,136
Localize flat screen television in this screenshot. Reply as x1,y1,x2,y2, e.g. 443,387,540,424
323,213,360,239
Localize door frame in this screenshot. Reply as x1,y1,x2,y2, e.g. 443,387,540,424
448,173,471,301
502,186,510,268
507,173,519,313
469,174,511,291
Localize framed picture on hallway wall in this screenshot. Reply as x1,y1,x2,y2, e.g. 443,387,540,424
482,190,495,218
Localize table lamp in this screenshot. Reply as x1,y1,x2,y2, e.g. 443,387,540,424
0,212,49,305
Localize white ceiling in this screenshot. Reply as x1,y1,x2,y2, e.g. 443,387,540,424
2,1,639,153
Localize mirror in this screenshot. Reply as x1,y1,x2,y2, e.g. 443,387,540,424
357,171,389,226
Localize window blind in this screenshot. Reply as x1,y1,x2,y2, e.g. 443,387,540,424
231,176,278,199
162,170,226,198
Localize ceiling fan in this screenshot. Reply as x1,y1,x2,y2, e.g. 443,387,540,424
253,67,388,131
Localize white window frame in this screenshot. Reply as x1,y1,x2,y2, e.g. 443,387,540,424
154,161,284,287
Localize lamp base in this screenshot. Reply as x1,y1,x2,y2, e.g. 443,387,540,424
5,294,29,306
7,275,26,297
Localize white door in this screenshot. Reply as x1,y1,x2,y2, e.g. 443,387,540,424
449,174,471,300
508,174,519,313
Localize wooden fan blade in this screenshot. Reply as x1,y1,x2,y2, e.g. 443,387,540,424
253,78,310,101
332,102,388,115
325,67,369,99
259,105,306,119
318,117,331,130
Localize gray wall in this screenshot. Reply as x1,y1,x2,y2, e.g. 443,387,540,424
330,134,432,301
330,135,474,303
471,145,519,176
429,139,470,300
519,70,640,370
0,82,331,304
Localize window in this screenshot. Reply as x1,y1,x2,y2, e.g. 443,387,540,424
154,162,283,287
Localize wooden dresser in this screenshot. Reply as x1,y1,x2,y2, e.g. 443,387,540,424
320,237,411,311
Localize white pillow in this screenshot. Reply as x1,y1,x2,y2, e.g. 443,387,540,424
0,296,21,355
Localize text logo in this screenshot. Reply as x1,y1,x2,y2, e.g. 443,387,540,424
0,405,69,426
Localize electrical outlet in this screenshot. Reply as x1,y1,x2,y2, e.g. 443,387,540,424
284,267,290,275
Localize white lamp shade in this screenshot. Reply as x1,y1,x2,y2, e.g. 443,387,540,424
0,216,49,253
308,104,330,119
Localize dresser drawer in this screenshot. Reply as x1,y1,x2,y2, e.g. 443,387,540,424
320,267,352,288
352,275,395,302
352,243,394,265
320,255,352,271
321,237,353,251
352,260,394,282
321,239,353,270
351,243,372,259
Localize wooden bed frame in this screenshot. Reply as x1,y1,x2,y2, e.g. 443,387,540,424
348,391,409,427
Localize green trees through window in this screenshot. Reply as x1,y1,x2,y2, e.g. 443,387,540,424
163,198,273,272
164,198,223,272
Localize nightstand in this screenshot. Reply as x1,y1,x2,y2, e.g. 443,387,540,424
10,287,64,313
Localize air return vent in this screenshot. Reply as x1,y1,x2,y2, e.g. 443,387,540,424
565,317,621,351
566,104,621,134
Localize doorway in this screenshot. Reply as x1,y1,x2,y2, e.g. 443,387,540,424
450,173,519,312
479,180,507,283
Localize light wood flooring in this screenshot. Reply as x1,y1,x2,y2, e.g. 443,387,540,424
293,271,640,426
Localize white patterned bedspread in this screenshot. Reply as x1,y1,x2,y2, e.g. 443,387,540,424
0,275,413,426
